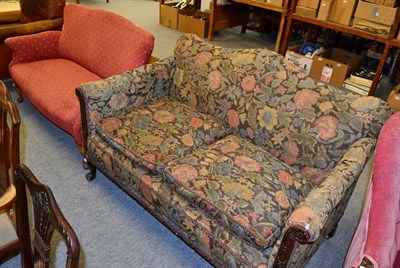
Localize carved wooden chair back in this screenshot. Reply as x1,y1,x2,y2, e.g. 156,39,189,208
14,164,80,268
0,81,20,197
0,81,20,262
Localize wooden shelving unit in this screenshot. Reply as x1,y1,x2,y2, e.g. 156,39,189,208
280,0,400,96
208,0,291,52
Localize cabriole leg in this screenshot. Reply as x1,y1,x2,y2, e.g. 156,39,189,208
85,160,97,181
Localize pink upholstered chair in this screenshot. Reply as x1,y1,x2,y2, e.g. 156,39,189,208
5,4,155,154
344,112,400,268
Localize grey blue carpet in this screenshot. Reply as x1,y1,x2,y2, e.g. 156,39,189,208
1,0,378,266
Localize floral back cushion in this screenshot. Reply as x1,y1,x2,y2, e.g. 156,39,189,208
173,34,392,184
95,97,228,174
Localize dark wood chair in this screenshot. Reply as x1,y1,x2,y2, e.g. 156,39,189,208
0,80,20,263
14,164,81,268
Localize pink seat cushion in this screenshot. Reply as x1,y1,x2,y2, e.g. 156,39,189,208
59,4,154,79
10,59,102,145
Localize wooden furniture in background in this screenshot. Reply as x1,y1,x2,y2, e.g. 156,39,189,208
14,164,81,268
226,0,291,52
0,80,20,264
207,0,248,41
159,0,291,53
0,0,64,79
280,0,400,96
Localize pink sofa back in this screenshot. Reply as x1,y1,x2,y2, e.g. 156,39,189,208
59,4,154,79
345,112,400,268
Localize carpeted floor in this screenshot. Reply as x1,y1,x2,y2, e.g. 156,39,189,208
1,0,379,267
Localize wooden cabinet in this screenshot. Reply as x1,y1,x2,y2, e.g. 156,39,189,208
280,0,400,96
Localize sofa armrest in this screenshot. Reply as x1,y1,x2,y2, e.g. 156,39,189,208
270,137,376,267
76,55,176,140
5,30,62,66
286,137,376,242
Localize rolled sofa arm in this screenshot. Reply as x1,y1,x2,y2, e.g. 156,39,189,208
5,30,62,66
270,137,376,267
287,137,376,241
76,56,176,136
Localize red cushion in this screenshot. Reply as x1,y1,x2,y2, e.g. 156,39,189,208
59,4,155,79
10,59,101,145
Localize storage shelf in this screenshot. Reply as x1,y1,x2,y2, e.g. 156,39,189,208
280,1,400,96
233,0,286,13
291,14,390,44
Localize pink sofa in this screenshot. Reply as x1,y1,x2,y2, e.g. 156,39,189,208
344,112,400,268
5,4,154,151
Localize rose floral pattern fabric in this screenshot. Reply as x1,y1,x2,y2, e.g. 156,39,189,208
164,135,312,248
76,33,393,267
86,134,273,267
95,97,228,173
173,34,392,185
79,56,177,135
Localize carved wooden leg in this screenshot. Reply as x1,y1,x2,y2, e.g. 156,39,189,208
82,160,89,170
12,83,23,103
75,142,89,169
85,161,97,181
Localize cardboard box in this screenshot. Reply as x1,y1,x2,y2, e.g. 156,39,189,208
376,0,385,4
352,17,391,36
310,48,364,86
317,0,333,20
178,14,209,38
295,6,318,18
354,1,397,26
297,0,320,9
384,0,399,7
159,3,197,29
284,46,314,75
328,0,358,26
266,0,284,7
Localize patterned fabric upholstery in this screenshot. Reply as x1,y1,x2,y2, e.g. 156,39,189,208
173,34,390,185
164,135,312,248
77,34,393,267
96,97,227,173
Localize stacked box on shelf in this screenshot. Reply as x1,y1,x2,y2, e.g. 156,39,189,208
328,0,358,25
317,0,332,20
352,0,398,37
265,0,285,7
295,0,320,18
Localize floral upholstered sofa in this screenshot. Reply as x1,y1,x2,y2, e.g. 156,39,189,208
76,34,392,267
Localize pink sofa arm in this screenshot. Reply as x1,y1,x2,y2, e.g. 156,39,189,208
344,112,400,268
5,30,62,66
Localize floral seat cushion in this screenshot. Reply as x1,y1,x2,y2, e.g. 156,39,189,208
163,135,312,248
95,97,228,173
